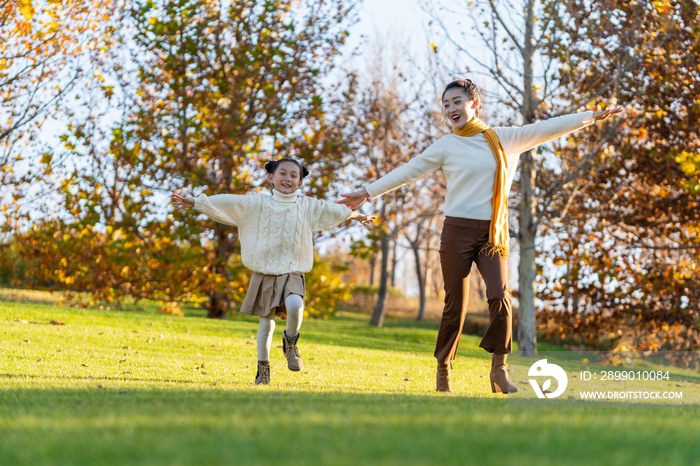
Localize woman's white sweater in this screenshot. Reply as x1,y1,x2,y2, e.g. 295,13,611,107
366,112,595,220
194,189,352,275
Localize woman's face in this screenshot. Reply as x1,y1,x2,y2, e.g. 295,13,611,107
268,161,303,194
442,87,479,129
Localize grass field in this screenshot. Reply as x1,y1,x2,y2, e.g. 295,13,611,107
2,292,700,465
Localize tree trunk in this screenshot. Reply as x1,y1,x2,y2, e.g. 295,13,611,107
517,149,538,356
516,0,539,356
370,236,390,327
411,242,427,321
390,239,398,288
369,252,376,286
207,223,233,319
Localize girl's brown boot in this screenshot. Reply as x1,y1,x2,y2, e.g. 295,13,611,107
490,354,518,394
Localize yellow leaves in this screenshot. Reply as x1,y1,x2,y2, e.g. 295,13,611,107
429,43,437,53
652,0,671,14
157,301,182,316
675,151,700,176
20,0,35,20
120,266,130,278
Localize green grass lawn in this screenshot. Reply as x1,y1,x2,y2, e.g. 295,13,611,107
1,294,700,465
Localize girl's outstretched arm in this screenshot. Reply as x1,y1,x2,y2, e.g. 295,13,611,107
172,193,194,209
173,192,252,226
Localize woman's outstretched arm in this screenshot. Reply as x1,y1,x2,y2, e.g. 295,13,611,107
172,193,194,209
592,107,624,122
337,141,445,210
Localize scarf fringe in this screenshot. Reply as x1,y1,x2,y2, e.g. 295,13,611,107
479,242,509,259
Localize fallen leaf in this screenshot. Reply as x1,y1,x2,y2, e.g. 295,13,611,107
49,320,66,325
15,319,28,324
36,358,43,362
81,364,87,367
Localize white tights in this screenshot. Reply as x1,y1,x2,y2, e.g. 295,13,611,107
257,294,304,361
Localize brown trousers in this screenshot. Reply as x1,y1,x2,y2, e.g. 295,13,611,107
434,217,512,364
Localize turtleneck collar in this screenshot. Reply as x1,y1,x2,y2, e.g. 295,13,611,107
272,189,300,203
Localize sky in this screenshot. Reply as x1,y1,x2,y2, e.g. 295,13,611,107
349,0,427,49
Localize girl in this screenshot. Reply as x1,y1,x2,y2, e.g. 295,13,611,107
172,158,375,385
339,79,622,393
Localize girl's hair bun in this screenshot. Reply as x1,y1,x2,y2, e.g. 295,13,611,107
264,160,277,174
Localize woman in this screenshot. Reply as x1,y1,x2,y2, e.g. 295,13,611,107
338,79,622,393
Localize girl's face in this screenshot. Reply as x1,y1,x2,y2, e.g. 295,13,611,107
268,161,303,194
442,87,479,129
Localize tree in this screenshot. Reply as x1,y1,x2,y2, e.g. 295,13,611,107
344,36,440,327
536,0,700,353
0,0,117,219
7,0,360,317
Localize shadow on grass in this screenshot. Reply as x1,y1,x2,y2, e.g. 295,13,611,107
2,385,699,466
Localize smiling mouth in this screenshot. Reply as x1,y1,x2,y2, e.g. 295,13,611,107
281,182,292,189
451,114,461,122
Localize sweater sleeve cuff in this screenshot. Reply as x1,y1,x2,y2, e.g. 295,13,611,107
365,183,381,200
193,194,206,212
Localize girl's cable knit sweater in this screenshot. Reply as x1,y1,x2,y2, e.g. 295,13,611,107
194,189,352,275
366,111,595,220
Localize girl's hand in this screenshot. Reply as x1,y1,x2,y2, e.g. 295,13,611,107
349,212,377,228
171,192,194,209
337,189,370,209
593,107,624,122
357,214,377,227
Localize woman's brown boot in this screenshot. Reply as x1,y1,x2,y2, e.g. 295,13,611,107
490,354,518,394
436,361,453,392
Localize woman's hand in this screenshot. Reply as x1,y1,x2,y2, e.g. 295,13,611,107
337,189,370,209
171,192,194,209
593,107,624,122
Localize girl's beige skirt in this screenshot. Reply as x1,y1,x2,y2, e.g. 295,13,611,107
240,271,306,319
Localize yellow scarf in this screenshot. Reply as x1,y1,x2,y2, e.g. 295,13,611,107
453,118,510,258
